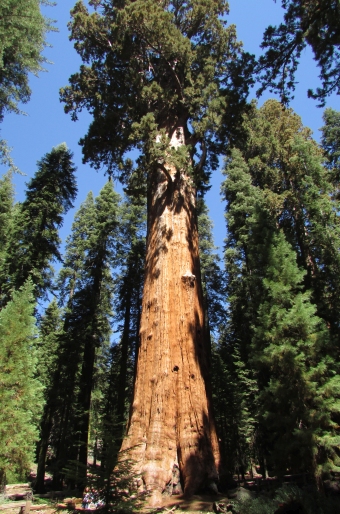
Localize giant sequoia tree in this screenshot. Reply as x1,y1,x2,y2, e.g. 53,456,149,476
61,0,250,501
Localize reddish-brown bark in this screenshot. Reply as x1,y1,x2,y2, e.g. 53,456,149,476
118,128,220,504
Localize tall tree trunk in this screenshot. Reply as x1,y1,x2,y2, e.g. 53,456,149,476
118,127,220,503
35,414,53,493
72,334,97,485
116,295,131,431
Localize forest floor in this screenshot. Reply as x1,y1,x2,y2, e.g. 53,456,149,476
3,467,340,514
141,492,230,513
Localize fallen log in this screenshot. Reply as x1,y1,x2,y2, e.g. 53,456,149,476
0,502,26,510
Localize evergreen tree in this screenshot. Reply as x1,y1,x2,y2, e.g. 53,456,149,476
321,108,340,197
221,140,340,484
0,0,53,121
36,181,120,489
211,337,257,481
231,100,340,353
60,1,253,497
0,280,43,485
3,143,77,302
0,172,14,304
111,193,146,442
197,198,224,338
257,0,340,105
35,192,97,492
218,148,262,478
249,220,340,483
0,0,54,167
35,299,63,493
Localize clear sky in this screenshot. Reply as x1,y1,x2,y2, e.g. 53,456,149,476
1,0,339,260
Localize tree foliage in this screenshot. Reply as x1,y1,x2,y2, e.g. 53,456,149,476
0,0,54,121
60,0,252,184
36,181,121,489
2,143,77,302
0,280,43,484
257,0,340,105
218,102,340,481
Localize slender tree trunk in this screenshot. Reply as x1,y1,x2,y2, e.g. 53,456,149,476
116,296,131,430
118,127,220,504
73,334,97,484
35,415,53,493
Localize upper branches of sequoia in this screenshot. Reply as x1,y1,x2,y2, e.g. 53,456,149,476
60,0,253,185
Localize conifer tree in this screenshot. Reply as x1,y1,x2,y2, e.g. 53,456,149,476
0,0,53,121
251,226,340,483
197,198,224,339
60,1,253,497
0,280,43,485
0,172,14,306
111,193,146,442
36,182,120,489
35,299,63,493
2,143,77,302
218,148,262,478
257,0,340,106
221,140,340,484
321,108,340,197
230,100,340,353
35,192,97,492
69,180,119,483
0,0,54,167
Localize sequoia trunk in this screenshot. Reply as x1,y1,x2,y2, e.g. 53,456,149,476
118,127,220,503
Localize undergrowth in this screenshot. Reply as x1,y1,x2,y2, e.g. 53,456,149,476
232,484,340,514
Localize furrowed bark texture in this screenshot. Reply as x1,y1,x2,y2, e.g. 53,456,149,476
119,129,220,502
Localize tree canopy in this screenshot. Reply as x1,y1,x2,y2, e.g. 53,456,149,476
257,0,340,106
0,0,54,121
60,0,252,184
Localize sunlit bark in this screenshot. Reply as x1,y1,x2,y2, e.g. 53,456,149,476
118,127,220,504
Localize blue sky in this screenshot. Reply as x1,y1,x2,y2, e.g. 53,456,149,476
1,0,339,259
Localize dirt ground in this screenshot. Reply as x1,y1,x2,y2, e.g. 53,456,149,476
140,492,230,512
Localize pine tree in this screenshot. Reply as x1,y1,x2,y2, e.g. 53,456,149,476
0,172,14,306
221,139,340,484
0,0,54,168
211,337,257,481
0,0,53,121
35,192,97,492
257,0,340,105
0,280,43,485
69,180,120,483
218,148,263,478
60,1,253,497
3,143,77,302
111,193,146,442
231,100,340,354
35,299,63,493
321,107,340,197
36,181,121,489
197,198,224,339
251,226,340,483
